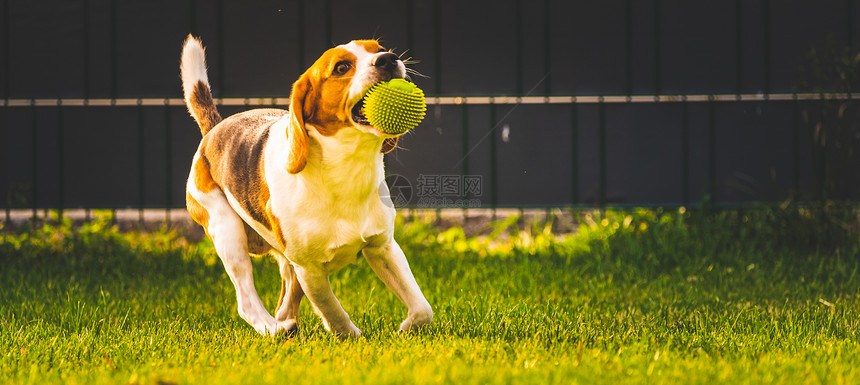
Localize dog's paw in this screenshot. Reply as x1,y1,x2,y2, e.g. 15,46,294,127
398,307,433,333
332,324,362,341
278,320,299,339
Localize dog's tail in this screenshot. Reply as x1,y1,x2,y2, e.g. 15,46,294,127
180,34,222,136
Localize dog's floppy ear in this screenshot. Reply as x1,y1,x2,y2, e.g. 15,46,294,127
286,74,311,174
381,137,398,154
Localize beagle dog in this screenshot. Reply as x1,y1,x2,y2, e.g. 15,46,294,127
180,35,432,338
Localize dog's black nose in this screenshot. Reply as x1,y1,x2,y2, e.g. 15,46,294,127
371,52,399,72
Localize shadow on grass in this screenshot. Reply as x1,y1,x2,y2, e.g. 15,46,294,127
1,205,858,343
0,219,240,335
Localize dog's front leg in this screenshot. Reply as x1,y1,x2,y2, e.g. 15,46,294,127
293,265,361,339
363,240,433,333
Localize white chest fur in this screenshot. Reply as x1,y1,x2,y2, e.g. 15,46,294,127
263,116,395,270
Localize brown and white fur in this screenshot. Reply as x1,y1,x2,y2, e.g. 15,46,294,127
180,35,432,338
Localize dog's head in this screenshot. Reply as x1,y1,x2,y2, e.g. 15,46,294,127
285,40,407,174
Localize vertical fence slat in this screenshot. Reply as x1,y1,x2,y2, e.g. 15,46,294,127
808,97,822,200
83,0,90,98
681,98,689,205
138,101,145,226
297,0,304,71
216,0,225,96
543,0,550,95
0,107,7,227
110,0,117,99
164,103,172,221
2,106,7,226
4,0,9,225
708,97,716,204
406,0,413,59
735,0,742,95
110,0,118,224
324,0,332,47
848,0,854,49
57,104,64,222
793,93,800,197
515,0,523,96
81,0,89,221
489,101,497,216
598,99,606,207
461,102,469,205
763,0,770,96
653,0,661,96
433,0,441,95
3,0,8,100
30,101,37,222
189,0,196,36
570,101,578,205
625,0,633,95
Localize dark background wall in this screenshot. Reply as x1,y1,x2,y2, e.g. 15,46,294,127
1,0,859,210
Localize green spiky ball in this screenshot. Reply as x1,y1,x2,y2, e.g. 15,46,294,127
363,79,427,134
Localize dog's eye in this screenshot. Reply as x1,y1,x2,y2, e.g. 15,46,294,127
334,62,352,75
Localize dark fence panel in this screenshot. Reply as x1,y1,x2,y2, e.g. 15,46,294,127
550,0,630,96
604,103,685,205
1,0,859,217
0,0,856,98
496,104,574,207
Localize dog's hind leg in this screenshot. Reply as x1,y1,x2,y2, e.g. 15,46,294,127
273,254,304,336
191,185,280,336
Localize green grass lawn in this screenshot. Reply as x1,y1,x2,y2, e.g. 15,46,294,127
1,207,859,384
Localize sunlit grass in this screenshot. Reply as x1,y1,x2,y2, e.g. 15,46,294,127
1,207,858,384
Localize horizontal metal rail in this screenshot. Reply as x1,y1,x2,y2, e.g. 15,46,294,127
1,92,857,108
